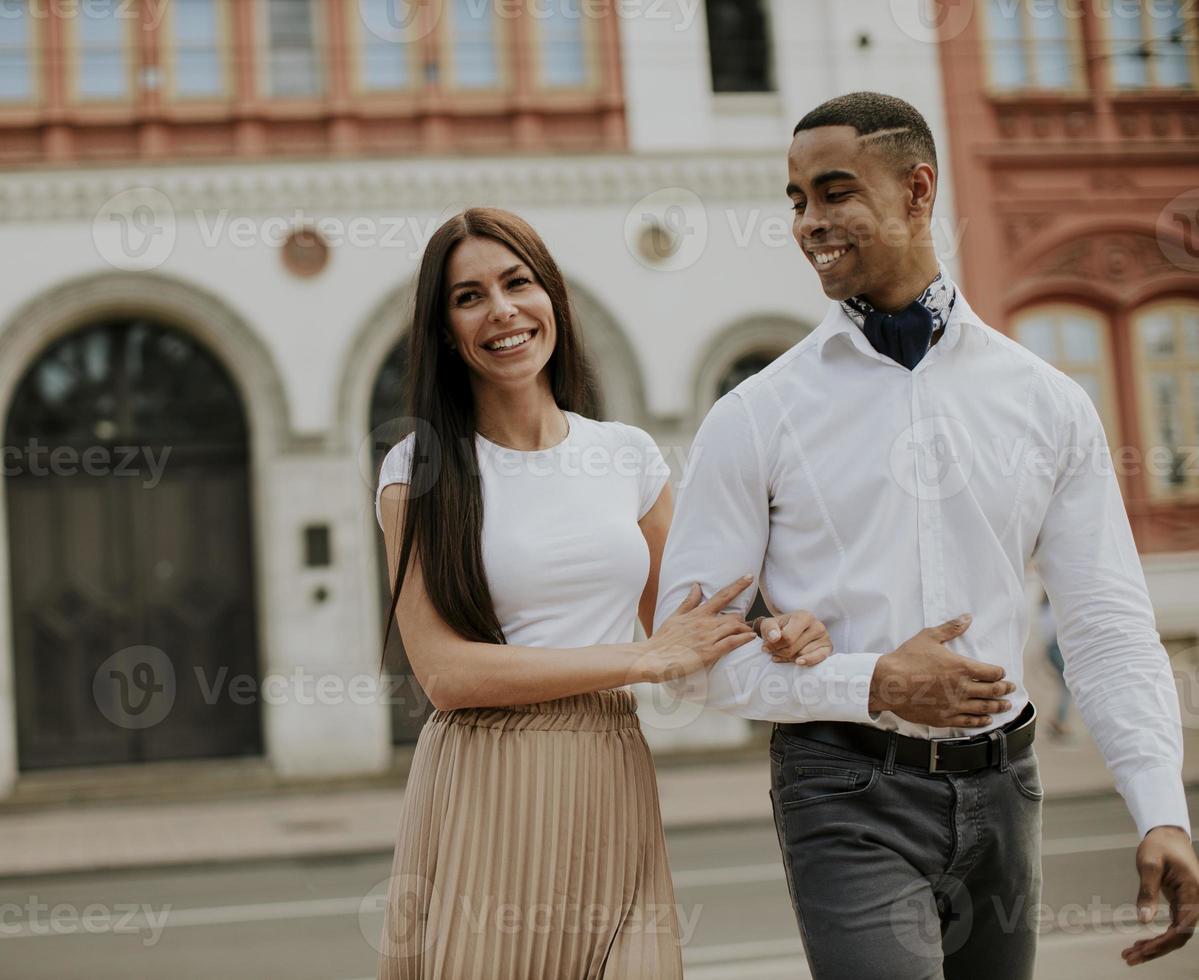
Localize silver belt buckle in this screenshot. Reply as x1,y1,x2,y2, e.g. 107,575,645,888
928,734,976,774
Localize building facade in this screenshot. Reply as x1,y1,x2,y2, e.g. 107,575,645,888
0,0,957,796
937,0,1199,655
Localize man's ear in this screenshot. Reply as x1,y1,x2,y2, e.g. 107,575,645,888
907,162,937,219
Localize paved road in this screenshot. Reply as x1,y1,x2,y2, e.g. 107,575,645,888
1,789,1196,979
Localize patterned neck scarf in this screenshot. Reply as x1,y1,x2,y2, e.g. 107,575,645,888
840,268,957,345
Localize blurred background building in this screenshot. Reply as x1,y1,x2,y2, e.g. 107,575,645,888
0,0,1192,804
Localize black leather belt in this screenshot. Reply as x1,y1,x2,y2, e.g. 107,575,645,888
776,701,1037,775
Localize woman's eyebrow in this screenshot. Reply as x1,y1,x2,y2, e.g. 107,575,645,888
448,264,524,292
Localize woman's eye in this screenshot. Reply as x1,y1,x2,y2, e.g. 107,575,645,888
508,276,531,288
791,201,805,213
453,290,479,305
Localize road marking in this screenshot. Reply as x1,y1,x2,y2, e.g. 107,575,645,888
3,824,1191,941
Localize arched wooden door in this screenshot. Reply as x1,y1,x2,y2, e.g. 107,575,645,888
5,319,263,768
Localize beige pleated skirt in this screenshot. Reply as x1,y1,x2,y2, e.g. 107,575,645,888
375,688,683,980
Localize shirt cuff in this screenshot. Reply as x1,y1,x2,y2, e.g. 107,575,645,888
1120,765,1192,841
795,652,884,725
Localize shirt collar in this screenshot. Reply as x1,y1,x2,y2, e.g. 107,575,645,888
839,266,957,335
814,270,978,362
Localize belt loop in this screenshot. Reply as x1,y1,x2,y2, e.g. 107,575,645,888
990,728,1009,772
883,731,898,775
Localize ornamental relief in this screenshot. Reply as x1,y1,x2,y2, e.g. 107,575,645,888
1024,231,1178,289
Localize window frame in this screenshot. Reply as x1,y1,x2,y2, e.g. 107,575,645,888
1011,303,1120,442
437,0,511,94
1104,0,1198,91
257,0,326,100
1131,299,1199,502
0,0,39,105
528,2,597,93
161,0,233,102
980,0,1088,95
66,0,138,104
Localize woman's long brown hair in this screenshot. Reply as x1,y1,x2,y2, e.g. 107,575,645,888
380,207,601,668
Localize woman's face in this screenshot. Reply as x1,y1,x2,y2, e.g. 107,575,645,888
444,236,557,389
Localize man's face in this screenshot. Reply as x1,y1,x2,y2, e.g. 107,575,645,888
786,125,926,302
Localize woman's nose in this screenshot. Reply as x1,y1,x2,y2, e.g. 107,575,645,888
488,294,518,322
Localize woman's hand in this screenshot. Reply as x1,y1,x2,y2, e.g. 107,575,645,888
635,576,757,684
755,610,834,666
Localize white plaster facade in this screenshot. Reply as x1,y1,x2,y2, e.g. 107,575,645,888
0,1,1012,794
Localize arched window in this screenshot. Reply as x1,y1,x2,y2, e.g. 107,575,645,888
1012,304,1117,437
1133,300,1199,498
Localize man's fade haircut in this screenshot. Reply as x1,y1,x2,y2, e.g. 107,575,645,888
792,91,937,178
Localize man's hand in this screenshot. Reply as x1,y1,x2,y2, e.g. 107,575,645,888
868,614,1016,727
757,610,834,666
1121,826,1199,966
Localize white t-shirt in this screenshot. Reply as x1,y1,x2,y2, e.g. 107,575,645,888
374,410,671,648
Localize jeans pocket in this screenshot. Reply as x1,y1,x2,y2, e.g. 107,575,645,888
1006,747,1045,802
779,762,880,811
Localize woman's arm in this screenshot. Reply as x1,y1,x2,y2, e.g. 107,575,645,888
380,481,750,712
637,483,673,638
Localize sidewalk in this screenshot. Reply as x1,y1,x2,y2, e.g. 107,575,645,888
2,713,1196,879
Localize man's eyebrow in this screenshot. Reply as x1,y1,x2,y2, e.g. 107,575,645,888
812,169,857,189
449,264,524,291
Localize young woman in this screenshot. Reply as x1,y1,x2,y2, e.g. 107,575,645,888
372,207,760,979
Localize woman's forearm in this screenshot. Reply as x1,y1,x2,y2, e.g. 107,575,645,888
415,640,653,711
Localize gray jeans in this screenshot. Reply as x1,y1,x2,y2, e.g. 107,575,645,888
769,723,1044,980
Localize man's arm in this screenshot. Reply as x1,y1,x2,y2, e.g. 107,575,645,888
1031,384,1191,841
652,391,883,723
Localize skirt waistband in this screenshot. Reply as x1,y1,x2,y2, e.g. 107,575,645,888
428,687,640,733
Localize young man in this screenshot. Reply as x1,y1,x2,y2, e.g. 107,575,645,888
652,92,1196,978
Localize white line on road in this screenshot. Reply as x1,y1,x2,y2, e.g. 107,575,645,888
3,825,1189,941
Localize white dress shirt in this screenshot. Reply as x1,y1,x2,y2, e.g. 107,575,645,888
653,287,1190,840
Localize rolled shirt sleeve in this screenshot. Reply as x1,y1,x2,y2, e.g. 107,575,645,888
652,392,883,723
1032,382,1191,840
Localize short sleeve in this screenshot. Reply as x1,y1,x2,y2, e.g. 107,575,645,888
621,423,671,520
374,433,415,531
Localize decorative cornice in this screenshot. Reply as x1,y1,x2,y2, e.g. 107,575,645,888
0,152,788,222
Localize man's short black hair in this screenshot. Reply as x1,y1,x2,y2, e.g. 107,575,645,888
793,91,938,176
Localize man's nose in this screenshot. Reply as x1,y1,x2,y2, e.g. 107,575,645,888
798,201,829,240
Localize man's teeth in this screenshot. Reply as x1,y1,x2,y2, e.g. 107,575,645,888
813,247,848,267
486,331,532,351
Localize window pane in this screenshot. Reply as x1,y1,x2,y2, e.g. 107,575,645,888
360,0,409,89
1029,3,1071,87
452,0,498,89
0,3,31,101
987,0,1027,88
1140,313,1176,358
1110,6,1149,88
268,0,320,97
540,1,586,88
174,0,222,96
1060,315,1101,362
1182,308,1199,358
1149,373,1186,488
1071,371,1103,413
1149,1,1193,88
79,4,128,99
1017,318,1056,361
705,0,773,93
